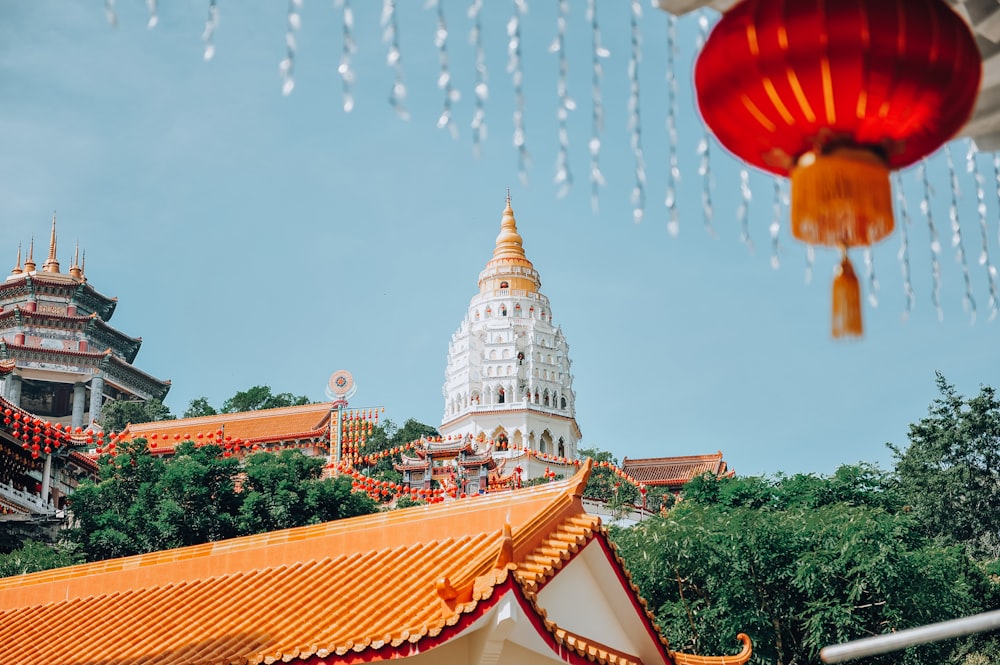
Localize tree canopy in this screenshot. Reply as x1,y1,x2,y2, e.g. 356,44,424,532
183,385,314,418
97,398,174,434
890,372,1000,560
65,440,377,562
612,464,994,665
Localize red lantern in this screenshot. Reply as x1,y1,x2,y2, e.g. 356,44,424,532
695,0,981,337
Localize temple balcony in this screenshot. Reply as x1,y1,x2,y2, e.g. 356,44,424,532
0,480,52,514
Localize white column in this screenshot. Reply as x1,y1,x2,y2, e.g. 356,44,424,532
7,375,21,407
71,382,86,428
89,375,105,424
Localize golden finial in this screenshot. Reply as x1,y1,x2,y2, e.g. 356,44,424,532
42,211,60,273
24,237,35,273
10,243,22,276
69,241,82,280
493,192,525,260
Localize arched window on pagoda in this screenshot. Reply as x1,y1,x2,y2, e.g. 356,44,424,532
558,438,565,457
561,396,567,410
497,387,505,404
517,351,525,365
543,390,550,407
495,431,508,450
500,305,507,317
499,280,509,289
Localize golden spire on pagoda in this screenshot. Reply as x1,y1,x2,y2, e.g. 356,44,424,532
10,244,22,276
478,191,540,295
42,212,60,273
23,237,36,273
69,242,83,280
492,191,528,262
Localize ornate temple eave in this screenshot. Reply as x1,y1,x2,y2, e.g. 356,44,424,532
73,282,117,321
1,340,111,365
0,276,117,321
0,309,141,363
101,355,170,401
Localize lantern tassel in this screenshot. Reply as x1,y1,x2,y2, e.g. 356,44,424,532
791,147,894,247
832,252,863,338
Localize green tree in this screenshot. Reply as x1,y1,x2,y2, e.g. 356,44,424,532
890,372,1000,558
221,385,311,413
356,418,438,484
64,440,377,565
578,446,643,512
613,467,989,665
98,398,174,433
184,396,218,418
237,450,372,533
0,540,81,577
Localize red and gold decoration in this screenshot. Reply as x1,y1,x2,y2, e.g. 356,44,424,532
694,0,983,337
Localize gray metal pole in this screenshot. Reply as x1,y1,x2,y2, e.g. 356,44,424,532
820,610,1000,663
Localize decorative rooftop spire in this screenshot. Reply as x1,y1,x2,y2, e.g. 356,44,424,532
42,212,60,273
23,237,36,273
69,241,83,280
10,244,22,276
492,193,526,261
479,192,539,295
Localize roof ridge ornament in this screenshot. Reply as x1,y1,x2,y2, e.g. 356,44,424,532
42,211,60,273
23,237,35,273
10,243,22,276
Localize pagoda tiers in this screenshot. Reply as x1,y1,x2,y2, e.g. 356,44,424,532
394,434,516,494
0,216,169,429
621,452,734,494
441,196,581,484
0,462,753,665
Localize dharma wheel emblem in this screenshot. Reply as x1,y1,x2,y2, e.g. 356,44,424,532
326,370,356,401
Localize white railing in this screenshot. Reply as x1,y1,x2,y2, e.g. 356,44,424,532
0,481,52,513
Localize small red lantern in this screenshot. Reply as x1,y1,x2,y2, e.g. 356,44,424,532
695,0,982,337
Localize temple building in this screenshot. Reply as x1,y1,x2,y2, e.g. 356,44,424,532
440,197,581,482
0,395,98,517
0,462,752,665
395,433,515,494
116,402,345,457
621,453,734,494
0,216,169,429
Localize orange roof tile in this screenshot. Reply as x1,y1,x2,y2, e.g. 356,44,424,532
118,402,334,453
0,462,642,664
621,453,732,490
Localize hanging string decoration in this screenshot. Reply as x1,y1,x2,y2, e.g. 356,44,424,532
919,161,945,322
468,0,488,158
663,13,680,236
507,0,530,185
694,0,983,338
279,0,302,96
945,144,977,321
334,0,357,112
552,0,574,198
894,172,916,321
202,0,220,62
968,143,1000,319
430,0,459,139
627,0,646,224
382,0,409,120
694,10,715,236
587,0,606,213
146,0,158,29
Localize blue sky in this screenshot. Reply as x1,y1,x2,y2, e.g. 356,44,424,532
0,2,996,477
